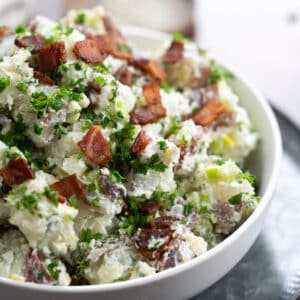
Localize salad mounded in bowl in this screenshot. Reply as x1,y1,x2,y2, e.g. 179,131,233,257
0,6,259,286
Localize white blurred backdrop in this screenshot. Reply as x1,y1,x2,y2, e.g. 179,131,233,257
1,0,299,128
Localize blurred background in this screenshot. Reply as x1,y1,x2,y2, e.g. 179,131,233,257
1,0,300,130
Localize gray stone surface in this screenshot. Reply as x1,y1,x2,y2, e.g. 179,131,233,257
194,110,300,300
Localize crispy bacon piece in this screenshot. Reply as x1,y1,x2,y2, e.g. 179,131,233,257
139,200,160,215
33,71,54,86
78,125,111,165
130,104,166,125
119,70,132,86
130,130,150,154
147,216,177,229
142,81,161,105
73,39,103,64
38,41,67,73
0,26,9,41
162,40,184,64
191,100,226,126
89,34,115,54
133,228,172,260
50,174,85,201
111,50,132,60
0,158,34,186
103,15,127,45
15,35,45,54
89,34,131,60
130,59,167,81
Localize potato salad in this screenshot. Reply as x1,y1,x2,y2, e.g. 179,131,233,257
0,7,259,286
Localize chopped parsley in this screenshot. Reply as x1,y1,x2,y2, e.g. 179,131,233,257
117,43,132,54
80,228,104,243
109,80,119,103
159,81,171,93
55,123,69,136
228,193,243,205
172,32,190,42
184,202,194,215
112,124,136,141
238,171,256,186
16,82,29,94
68,194,79,208
15,23,26,35
75,12,86,24
152,191,176,209
31,91,62,117
119,214,148,238
98,107,122,128
167,117,182,136
94,76,107,87
7,186,41,216
130,154,167,175
0,77,10,93
47,260,61,280
33,124,43,135
206,60,234,85
111,170,126,183
214,158,226,165
93,64,110,74
43,187,59,207
157,140,168,151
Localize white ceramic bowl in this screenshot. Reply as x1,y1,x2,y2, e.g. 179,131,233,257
0,27,282,300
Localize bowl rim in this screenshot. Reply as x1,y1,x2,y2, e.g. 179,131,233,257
0,25,282,293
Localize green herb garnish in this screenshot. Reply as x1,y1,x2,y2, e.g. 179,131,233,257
228,193,243,205
47,260,61,280
130,154,167,175
0,77,10,92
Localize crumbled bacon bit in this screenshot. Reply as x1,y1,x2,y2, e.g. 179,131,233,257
147,216,177,229
89,33,131,60
191,100,226,126
142,81,161,105
119,70,132,86
73,39,103,64
130,59,167,81
162,40,184,64
103,15,127,45
133,228,172,260
130,130,150,154
89,34,115,54
33,71,55,86
0,158,34,186
139,200,160,215
50,174,85,201
111,50,132,60
15,35,45,54
0,26,9,41
130,104,166,125
38,41,67,73
78,125,111,165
